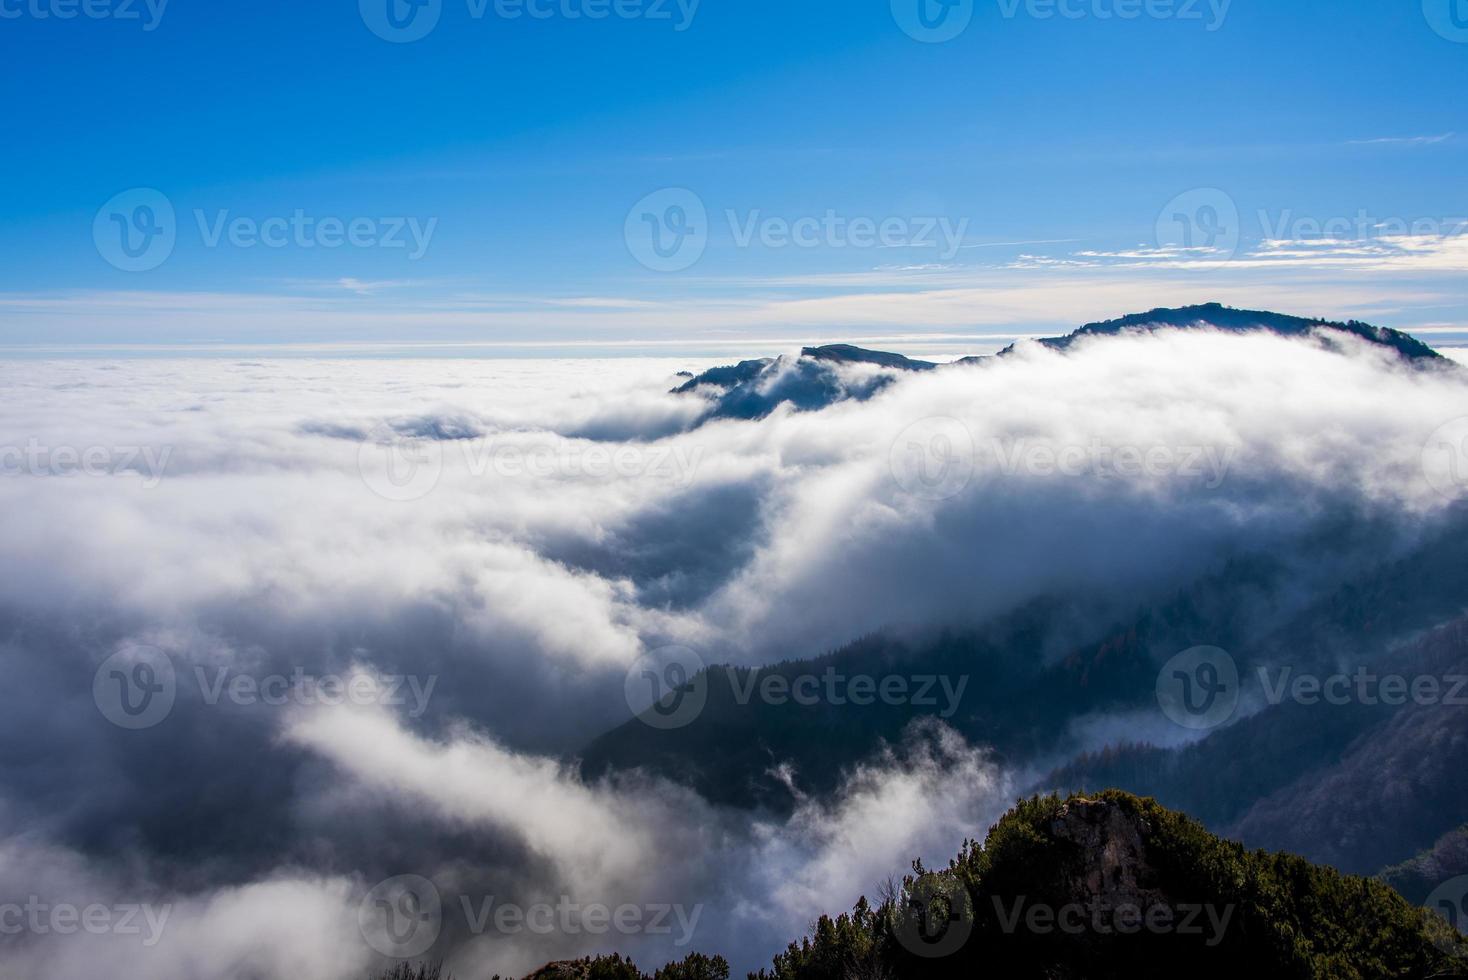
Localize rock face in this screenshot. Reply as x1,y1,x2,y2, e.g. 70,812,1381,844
1048,798,1167,911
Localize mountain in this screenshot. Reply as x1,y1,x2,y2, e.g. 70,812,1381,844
581,513,1468,818
1224,615,1468,874
991,302,1446,362
578,508,1468,905
1381,825,1468,905
798,344,938,371
670,345,935,424
1049,612,1468,875
389,793,1468,980
672,304,1446,425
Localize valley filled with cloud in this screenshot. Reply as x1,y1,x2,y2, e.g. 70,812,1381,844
1,321,1465,977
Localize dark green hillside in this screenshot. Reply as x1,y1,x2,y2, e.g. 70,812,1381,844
383,793,1468,980
756,791,1468,979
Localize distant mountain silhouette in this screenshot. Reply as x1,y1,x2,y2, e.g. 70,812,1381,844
990,302,1445,362
673,304,1445,425
670,345,934,423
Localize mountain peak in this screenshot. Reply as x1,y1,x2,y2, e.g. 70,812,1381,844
799,344,938,371
670,305,1446,428
1019,302,1444,361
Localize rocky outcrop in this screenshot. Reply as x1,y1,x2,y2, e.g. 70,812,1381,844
1048,797,1167,911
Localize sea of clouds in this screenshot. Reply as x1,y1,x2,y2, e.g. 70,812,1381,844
0,327,1465,978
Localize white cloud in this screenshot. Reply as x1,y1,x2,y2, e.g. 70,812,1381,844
1346,133,1454,146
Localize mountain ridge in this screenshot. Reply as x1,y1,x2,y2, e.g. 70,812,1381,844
672,303,1447,425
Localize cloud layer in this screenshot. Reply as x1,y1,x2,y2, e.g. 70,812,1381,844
0,326,1465,976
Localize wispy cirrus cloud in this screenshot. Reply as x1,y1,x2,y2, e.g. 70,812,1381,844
1346,133,1455,146
1029,232,1468,275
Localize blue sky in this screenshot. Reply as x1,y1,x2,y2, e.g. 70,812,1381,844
2,0,1466,353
